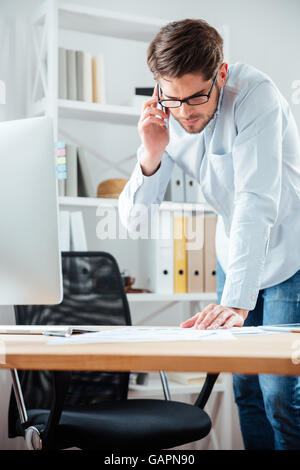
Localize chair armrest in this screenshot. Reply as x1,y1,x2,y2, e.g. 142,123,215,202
10,369,71,449
10,369,28,426
41,370,71,450
194,373,220,409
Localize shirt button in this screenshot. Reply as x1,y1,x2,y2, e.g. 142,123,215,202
251,295,255,301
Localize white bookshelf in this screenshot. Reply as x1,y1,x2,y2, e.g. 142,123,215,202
32,98,141,124
28,0,217,300
28,0,166,135
58,2,165,42
126,293,217,302
58,99,140,124
29,1,229,132
59,196,217,304
59,196,214,212
26,1,234,450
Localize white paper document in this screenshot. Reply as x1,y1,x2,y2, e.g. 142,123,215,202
229,326,276,335
47,327,236,345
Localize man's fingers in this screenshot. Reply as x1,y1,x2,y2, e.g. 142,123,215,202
194,305,223,329
181,304,247,331
180,319,196,328
140,106,168,122
206,311,234,329
138,116,167,132
153,83,158,96
180,312,203,328
142,96,158,112
180,304,246,330
223,314,244,329
208,312,245,330
193,304,216,329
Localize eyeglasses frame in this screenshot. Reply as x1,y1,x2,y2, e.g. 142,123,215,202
157,70,219,108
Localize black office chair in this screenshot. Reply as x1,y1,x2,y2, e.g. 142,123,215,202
8,251,219,450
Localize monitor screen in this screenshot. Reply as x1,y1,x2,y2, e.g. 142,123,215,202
0,116,62,304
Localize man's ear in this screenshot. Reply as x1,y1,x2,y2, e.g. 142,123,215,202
218,63,228,88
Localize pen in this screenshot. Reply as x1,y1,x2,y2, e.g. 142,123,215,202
42,327,101,337
43,328,73,337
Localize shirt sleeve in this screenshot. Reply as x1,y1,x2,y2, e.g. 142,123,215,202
118,145,174,232
220,80,283,311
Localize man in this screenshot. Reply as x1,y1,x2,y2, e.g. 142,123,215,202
118,19,300,449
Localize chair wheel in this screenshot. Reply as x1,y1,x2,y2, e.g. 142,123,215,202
25,426,43,450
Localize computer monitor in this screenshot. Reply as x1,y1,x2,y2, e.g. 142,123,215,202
0,116,63,304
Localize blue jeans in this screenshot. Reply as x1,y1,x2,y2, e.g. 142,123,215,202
216,260,300,450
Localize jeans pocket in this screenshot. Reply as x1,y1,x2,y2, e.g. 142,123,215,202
263,269,300,303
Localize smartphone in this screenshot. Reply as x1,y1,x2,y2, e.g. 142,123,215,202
157,84,168,130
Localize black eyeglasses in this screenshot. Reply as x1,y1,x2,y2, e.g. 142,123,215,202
158,71,218,108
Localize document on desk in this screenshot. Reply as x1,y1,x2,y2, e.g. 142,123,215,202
229,326,277,335
47,327,236,345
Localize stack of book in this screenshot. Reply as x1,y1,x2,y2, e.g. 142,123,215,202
145,212,217,294
59,210,88,252
57,144,94,198
55,141,67,196
59,48,105,104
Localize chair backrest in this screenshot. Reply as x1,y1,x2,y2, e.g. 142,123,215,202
9,252,132,436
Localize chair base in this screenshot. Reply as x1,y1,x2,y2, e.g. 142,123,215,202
25,426,43,450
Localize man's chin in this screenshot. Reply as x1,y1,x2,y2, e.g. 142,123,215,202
180,120,207,134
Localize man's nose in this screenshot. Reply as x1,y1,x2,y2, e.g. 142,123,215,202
179,102,190,117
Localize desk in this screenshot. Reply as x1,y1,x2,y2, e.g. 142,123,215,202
0,326,300,375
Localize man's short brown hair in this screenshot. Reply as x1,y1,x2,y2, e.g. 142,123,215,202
147,19,223,81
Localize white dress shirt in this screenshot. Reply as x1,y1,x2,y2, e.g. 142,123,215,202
118,63,300,311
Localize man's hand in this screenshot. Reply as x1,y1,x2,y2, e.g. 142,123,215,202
180,304,249,330
138,84,170,176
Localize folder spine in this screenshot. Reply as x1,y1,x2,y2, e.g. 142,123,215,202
173,216,187,293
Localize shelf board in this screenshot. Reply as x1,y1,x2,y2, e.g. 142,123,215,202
58,197,215,213
59,3,166,42
30,99,141,124
126,293,217,302
58,99,140,124
59,196,115,208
